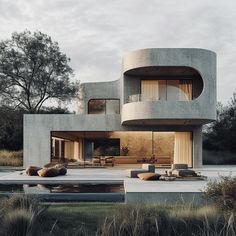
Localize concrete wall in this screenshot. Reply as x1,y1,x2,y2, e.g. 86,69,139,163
125,192,205,205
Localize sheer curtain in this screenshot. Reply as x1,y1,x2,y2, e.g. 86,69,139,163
179,80,192,101
141,80,159,101
174,132,192,167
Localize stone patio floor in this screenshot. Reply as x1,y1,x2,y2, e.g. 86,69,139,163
0,165,235,193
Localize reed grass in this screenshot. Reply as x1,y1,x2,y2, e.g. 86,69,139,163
97,204,236,236
0,149,23,166
1,198,236,235
0,195,47,236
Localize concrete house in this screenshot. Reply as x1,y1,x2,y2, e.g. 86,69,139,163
24,48,216,168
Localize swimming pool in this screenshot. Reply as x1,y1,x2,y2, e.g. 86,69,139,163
0,182,125,202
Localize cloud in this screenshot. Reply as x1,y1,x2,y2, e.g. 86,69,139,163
0,0,235,104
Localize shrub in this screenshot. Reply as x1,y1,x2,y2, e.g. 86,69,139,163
0,150,23,166
203,150,236,165
2,209,41,236
203,175,236,212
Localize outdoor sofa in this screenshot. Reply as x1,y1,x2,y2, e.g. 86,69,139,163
126,164,155,178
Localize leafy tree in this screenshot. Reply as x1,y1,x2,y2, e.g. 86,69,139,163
0,106,24,150
0,30,78,113
203,92,236,152
0,105,71,150
38,106,72,114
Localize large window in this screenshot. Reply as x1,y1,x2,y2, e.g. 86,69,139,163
141,79,193,101
88,99,120,114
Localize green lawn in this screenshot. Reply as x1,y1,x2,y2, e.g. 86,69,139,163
44,203,122,235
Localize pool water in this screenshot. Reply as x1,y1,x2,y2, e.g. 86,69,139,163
0,182,125,202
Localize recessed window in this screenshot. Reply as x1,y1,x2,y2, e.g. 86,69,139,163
88,99,120,114
140,79,193,101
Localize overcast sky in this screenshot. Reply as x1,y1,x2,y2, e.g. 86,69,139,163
0,0,235,106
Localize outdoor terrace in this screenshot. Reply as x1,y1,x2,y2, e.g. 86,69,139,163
0,165,235,204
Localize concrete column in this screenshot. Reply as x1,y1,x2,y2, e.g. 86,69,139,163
193,126,202,168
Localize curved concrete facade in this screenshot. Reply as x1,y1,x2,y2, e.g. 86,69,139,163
121,48,216,125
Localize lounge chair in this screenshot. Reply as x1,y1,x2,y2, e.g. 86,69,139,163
168,164,207,180
92,156,102,166
104,156,114,166
126,164,155,178
168,164,197,177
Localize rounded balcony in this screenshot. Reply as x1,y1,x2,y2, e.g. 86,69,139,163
121,100,215,125
121,48,216,126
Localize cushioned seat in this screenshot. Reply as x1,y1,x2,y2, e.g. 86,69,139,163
104,156,114,166
138,172,161,180
172,169,197,177
38,168,60,177
126,164,155,178
172,164,188,170
92,157,101,166
26,166,42,176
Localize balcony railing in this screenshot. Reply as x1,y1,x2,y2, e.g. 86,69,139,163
127,94,160,103
127,93,193,103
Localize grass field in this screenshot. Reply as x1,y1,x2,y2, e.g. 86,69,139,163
0,150,23,166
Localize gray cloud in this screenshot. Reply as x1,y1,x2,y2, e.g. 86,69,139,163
0,0,235,105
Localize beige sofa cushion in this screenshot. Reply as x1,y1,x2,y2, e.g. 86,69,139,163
38,168,59,177
138,173,161,181
26,166,42,176
172,164,188,170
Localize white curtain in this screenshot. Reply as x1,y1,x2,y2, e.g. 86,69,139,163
179,80,192,101
141,80,159,101
174,132,192,167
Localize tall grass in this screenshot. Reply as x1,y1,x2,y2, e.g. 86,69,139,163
0,150,23,166
0,195,47,236
0,197,236,235
97,204,236,236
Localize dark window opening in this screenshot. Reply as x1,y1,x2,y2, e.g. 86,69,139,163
88,99,120,114
92,139,120,156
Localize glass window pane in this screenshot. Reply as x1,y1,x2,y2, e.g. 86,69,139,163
141,80,159,101
88,100,105,114
106,100,120,114
167,80,179,101
158,80,167,101
179,80,192,101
